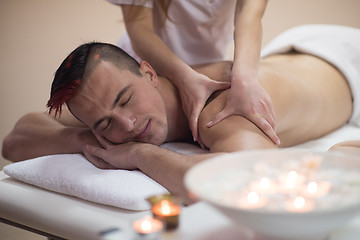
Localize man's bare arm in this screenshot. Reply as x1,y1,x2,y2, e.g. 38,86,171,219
329,141,360,155
83,141,222,204
2,109,98,162
83,110,277,204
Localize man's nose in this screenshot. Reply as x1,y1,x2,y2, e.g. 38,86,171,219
113,111,136,132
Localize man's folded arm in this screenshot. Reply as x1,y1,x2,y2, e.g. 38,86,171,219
2,110,98,162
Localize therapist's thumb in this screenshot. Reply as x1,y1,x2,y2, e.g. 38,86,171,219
212,81,231,92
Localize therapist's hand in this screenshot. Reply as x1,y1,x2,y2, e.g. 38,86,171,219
178,72,230,146
207,78,280,145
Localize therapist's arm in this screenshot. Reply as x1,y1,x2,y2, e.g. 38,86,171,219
208,0,280,145
2,109,98,162
121,5,230,145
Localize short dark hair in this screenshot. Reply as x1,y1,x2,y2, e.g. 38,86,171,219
47,42,141,116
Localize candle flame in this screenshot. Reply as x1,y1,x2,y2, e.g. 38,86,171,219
285,171,298,189
141,219,152,232
307,181,318,194
247,191,260,204
294,197,305,209
160,200,171,215
288,170,298,180
260,177,270,189
286,179,295,189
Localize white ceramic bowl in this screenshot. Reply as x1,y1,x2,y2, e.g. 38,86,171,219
184,149,360,240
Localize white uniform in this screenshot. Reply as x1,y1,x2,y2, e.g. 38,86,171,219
107,0,237,65
261,24,360,127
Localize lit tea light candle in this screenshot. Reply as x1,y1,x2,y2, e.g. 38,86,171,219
237,191,267,209
286,196,314,213
301,181,331,198
148,194,181,230
133,216,163,239
250,177,277,194
279,170,305,193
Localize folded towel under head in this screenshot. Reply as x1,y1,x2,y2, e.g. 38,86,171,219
3,154,169,211
3,142,208,211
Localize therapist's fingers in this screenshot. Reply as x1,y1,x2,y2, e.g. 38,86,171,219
251,97,278,144
208,108,280,145
262,100,276,131
189,104,202,143
211,81,231,92
250,115,280,145
83,145,114,169
207,108,231,128
189,81,230,143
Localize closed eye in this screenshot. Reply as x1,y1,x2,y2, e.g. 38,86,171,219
120,94,132,107
96,118,111,131
102,119,111,131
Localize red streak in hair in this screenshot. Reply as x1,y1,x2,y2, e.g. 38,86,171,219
47,79,81,116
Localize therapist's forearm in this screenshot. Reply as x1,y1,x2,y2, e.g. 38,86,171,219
1,112,95,161
125,22,195,87
232,0,267,81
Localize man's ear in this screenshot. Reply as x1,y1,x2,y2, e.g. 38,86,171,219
139,61,159,87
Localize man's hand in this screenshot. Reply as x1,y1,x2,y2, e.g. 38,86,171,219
207,79,280,145
178,72,230,146
82,132,143,170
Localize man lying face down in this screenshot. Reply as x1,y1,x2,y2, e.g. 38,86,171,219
3,25,359,203
49,40,354,199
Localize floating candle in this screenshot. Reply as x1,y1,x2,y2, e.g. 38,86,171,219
286,196,314,213
237,191,268,209
279,170,305,193
250,177,277,194
301,181,331,198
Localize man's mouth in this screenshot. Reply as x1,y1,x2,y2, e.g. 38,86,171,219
135,120,151,141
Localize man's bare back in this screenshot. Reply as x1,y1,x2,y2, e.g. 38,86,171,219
195,52,352,151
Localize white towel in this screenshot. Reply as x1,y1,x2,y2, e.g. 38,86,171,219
2,142,207,211
3,154,169,211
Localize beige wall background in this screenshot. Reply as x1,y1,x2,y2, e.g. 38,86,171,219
0,0,359,238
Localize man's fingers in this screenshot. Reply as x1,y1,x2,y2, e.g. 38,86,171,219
92,130,112,148
84,144,106,159
83,145,114,169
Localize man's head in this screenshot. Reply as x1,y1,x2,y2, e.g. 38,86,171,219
48,42,142,115
47,43,168,145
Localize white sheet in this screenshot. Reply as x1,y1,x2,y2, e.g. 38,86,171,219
291,124,360,151
261,24,360,126
3,124,360,211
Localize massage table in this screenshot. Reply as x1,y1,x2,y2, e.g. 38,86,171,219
1,124,360,240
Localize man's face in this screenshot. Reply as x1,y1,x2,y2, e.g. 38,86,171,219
67,61,168,145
